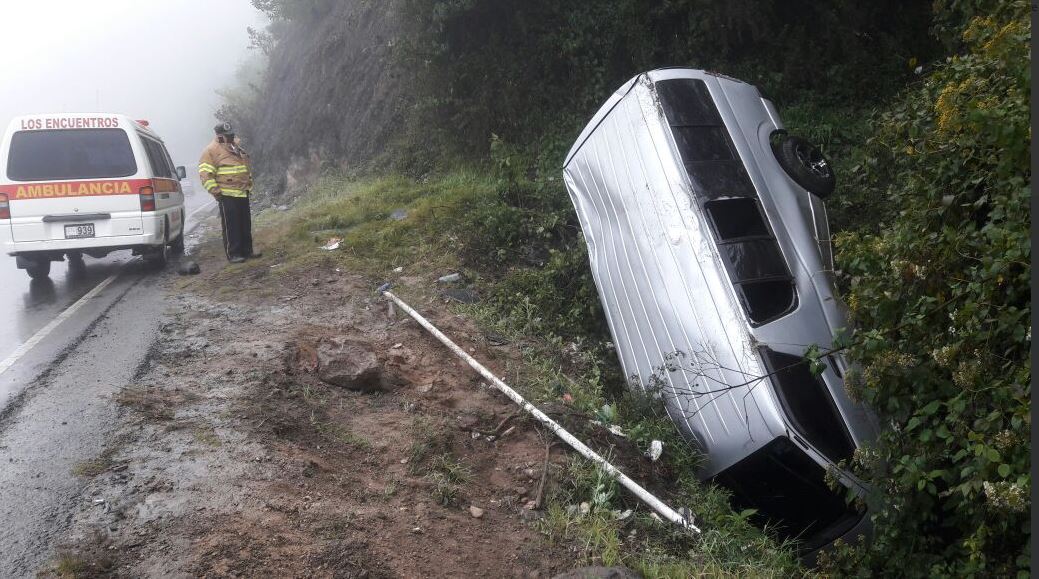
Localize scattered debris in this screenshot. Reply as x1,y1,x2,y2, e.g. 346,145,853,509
320,237,342,251
177,261,201,275
646,440,663,462
534,440,555,510
591,421,627,438
441,288,479,304
468,413,518,438
484,332,510,346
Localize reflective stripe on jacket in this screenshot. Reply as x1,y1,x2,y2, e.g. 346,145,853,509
198,139,252,198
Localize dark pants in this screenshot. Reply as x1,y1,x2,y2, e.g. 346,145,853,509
218,196,253,259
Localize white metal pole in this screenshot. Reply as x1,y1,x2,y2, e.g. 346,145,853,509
382,289,699,533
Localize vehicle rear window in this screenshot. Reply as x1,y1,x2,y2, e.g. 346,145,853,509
7,129,137,181
713,436,863,552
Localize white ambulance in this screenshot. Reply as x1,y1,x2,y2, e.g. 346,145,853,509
0,113,187,279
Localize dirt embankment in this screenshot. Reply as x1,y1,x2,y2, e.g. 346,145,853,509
42,234,591,578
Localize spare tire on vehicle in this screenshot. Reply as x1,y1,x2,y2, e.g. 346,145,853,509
772,134,836,198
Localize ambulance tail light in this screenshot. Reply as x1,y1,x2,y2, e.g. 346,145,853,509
0,194,9,220
139,183,156,212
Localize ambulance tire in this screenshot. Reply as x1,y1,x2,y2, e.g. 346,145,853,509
144,223,170,269
170,213,185,256
25,259,51,280
67,252,86,274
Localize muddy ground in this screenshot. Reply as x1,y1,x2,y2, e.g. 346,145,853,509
37,231,615,578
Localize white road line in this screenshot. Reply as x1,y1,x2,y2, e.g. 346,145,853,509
186,199,215,223
0,200,217,378
0,273,120,377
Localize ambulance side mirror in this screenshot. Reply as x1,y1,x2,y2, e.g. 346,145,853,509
176,166,187,180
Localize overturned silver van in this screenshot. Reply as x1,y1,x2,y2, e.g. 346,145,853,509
562,68,880,555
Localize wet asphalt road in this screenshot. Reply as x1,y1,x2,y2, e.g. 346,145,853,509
0,192,214,577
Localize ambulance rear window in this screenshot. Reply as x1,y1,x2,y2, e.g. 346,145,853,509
7,129,137,181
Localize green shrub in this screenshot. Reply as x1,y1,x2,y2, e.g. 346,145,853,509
824,3,1030,576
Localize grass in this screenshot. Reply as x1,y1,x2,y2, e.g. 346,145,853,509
406,416,451,473
71,457,114,478
249,169,805,576
248,171,500,279
427,453,473,506
309,412,373,452
50,554,90,578
192,424,222,447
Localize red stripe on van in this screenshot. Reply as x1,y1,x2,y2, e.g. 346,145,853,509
0,179,150,200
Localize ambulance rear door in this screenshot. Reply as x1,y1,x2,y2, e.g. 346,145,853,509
2,121,144,243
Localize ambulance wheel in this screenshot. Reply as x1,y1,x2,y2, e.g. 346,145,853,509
25,260,51,280
67,252,85,270
169,215,185,255
144,226,169,269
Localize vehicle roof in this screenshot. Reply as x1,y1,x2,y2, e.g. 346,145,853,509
5,113,163,141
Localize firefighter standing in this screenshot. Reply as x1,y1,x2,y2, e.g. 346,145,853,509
198,122,261,263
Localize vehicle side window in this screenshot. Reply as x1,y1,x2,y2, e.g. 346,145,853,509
705,198,768,239
159,144,178,178
656,78,797,326
140,136,172,179
759,348,856,464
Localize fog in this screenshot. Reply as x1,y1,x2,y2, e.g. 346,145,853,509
0,0,266,177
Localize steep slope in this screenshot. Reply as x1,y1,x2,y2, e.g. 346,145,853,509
242,1,408,192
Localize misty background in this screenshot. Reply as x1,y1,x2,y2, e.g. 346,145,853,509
0,0,266,185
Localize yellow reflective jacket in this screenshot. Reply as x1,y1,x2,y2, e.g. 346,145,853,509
198,138,252,198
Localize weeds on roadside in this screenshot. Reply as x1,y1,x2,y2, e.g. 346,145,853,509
71,457,114,478
427,453,473,506
309,411,372,452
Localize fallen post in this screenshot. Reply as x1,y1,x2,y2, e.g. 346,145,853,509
380,289,700,533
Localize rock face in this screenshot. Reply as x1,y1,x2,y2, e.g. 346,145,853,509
242,1,409,192
316,338,385,392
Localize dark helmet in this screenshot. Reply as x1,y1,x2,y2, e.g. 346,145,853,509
214,122,234,135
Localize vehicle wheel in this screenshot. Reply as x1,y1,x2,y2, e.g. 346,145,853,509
772,134,836,197
169,213,185,255
144,223,169,269
67,252,86,273
25,259,51,280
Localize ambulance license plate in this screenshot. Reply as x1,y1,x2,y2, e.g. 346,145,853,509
64,224,95,239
